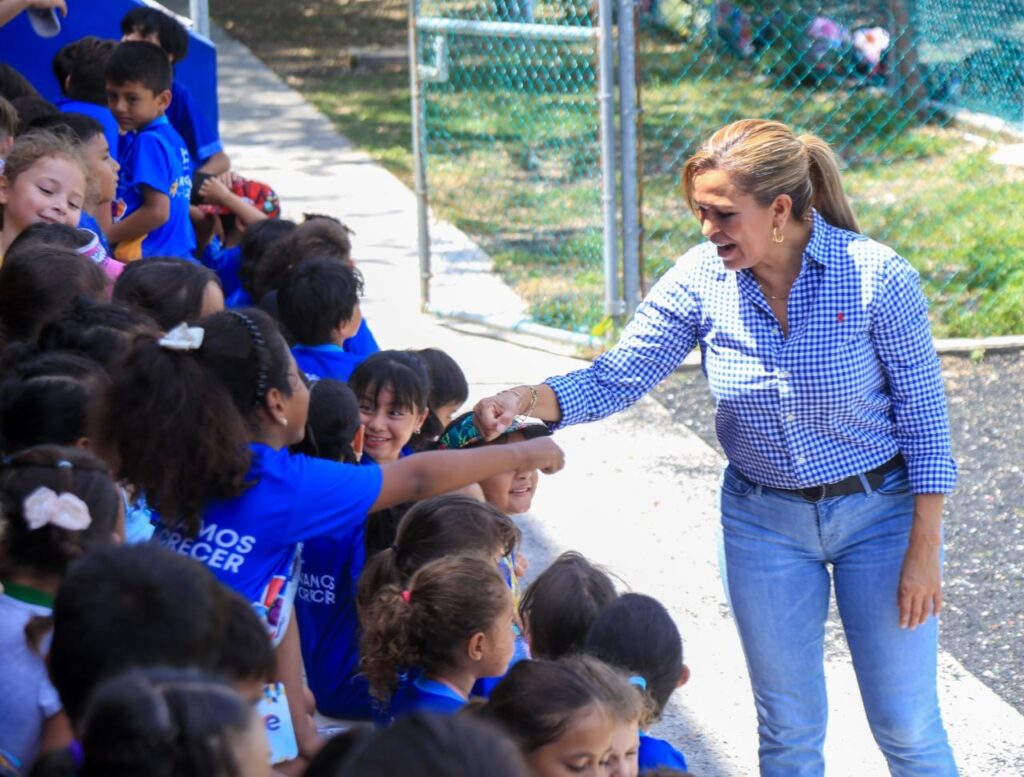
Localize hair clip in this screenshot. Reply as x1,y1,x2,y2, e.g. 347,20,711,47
158,323,205,352
401,590,412,604
56,460,73,470
23,486,92,531
628,675,647,690
390,543,400,555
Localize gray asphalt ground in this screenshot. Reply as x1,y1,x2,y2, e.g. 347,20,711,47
652,349,1024,716
212,23,1024,774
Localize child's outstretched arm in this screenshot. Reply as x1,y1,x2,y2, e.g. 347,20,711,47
105,185,169,245
372,436,564,512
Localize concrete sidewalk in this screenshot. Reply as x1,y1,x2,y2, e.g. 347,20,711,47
211,26,1024,776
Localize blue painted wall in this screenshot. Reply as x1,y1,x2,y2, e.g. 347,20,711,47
0,0,218,131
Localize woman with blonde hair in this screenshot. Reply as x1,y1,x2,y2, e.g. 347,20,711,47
474,119,957,775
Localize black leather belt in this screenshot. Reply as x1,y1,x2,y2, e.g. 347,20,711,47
781,454,905,502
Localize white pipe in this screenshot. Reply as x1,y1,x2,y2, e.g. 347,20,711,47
416,17,598,42
618,0,641,316
188,0,209,38
408,0,433,311
597,0,623,319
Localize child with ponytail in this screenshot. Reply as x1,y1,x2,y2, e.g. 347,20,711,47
98,309,563,757
0,445,121,771
361,555,516,722
299,494,519,721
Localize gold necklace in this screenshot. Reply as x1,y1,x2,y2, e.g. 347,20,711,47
757,281,788,301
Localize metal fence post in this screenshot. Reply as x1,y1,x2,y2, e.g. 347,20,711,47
598,0,624,322
188,0,210,38
407,0,433,312
617,0,641,316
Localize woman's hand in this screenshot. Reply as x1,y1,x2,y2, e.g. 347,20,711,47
473,391,521,440
518,436,565,475
898,539,942,629
898,493,944,629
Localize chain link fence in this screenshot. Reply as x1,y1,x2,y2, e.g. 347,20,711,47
412,1,1024,339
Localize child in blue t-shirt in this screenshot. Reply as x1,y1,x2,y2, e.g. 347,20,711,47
51,36,121,163
99,308,564,760
280,258,367,382
584,593,692,772
362,556,516,723
290,379,373,719
104,41,195,261
120,5,230,174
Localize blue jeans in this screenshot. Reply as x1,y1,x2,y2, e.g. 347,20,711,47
720,463,958,776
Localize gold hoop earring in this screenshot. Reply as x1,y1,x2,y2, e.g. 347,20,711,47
772,227,785,244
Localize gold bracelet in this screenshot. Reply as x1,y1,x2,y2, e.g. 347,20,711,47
523,385,538,417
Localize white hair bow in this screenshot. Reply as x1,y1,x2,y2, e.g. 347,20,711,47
23,487,93,532
159,323,205,352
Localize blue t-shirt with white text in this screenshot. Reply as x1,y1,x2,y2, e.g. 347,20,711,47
153,444,381,644
296,524,373,720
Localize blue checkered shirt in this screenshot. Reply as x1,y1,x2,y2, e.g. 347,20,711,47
547,212,957,493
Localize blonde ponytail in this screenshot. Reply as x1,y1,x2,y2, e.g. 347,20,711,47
682,119,860,233
799,134,859,233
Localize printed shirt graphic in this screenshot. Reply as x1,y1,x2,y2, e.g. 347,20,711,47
113,115,196,260
152,444,382,644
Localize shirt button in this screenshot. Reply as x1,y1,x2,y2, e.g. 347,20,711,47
797,456,806,464
778,370,791,379
786,413,796,421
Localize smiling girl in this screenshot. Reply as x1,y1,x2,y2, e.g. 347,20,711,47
0,131,87,260
349,351,433,557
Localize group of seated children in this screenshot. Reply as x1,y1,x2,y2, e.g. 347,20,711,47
0,5,697,777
